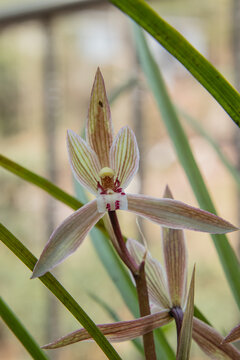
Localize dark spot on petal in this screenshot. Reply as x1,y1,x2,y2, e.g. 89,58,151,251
99,100,103,107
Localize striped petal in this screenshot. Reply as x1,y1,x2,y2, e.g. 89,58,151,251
162,186,188,307
127,239,171,309
32,200,103,278
222,324,240,344
110,126,139,189
127,194,238,234
67,129,101,194
42,310,172,349
193,318,240,359
86,68,114,168
176,266,195,360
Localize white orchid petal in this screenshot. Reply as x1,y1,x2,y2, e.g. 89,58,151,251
127,194,238,234
32,200,103,278
67,130,101,194
127,239,171,309
97,192,128,212
162,186,188,307
86,68,114,167
42,310,172,349
193,318,240,359
110,127,139,189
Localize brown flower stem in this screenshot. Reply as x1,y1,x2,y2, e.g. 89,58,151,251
108,211,138,274
134,262,157,360
170,306,184,349
108,211,157,360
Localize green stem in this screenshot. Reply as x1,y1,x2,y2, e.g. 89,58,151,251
109,0,240,127
0,223,121,360
0,297,49,360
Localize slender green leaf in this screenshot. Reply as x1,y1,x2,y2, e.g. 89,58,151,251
109,0,240,127
0,223,121,360
134,25,240,308
0,154,82,211
178,107,240,189
0,297,49,360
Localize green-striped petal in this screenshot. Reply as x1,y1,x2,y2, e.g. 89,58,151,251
67,129,101,194
42,310,172,349
127,239,170,309
193,318,240,359
222,324,240,344
86,68,114,168
162,186,188,308
110,126,139,189
127,194,238,234
32,200,103,278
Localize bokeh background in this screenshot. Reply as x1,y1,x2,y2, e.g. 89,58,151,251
1,0,239,359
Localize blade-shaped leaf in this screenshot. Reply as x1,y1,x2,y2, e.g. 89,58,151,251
222,324,240,344
86,67,114,167
110,126,139,189
0,154,82,211
134,25,240,308
0,224,121,360
32,200,103,278
42,310,172,349
0,297,49,360
67,129,101,194
162,186,188,308
109,0,240,127
193,318,240,360
178,107,240,189
176,266,195,360
127,194,237,234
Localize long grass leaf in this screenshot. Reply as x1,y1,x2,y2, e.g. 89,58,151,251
0,297,49,360
0,223,121,360
178,108,240,189
109,0,240,127
134,26,240,308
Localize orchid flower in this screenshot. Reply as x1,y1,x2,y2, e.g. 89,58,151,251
41,187,240,359
32,68,237,278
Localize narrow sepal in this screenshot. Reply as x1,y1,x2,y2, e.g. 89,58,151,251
42,310,172,349
193,318,240,359
110,126,139,189
162,186,188,307
86,68,113,167
222,324,240,344
67,129,101,194
127,239,171,309
127,194,238,234
176,266,195,360
32,200,103,278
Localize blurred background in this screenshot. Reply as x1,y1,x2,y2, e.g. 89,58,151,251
0,0,239,359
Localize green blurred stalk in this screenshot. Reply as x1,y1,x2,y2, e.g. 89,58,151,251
0,297,49,360
109,0,240,127
0,224,121,360
134,25,240,308
178,108,240,189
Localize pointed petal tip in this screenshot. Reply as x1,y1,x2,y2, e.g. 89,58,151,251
163,185,173,199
